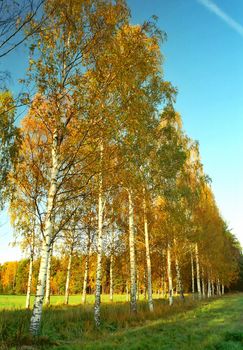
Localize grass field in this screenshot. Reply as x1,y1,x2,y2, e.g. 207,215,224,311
0,294,132,310
1,293,243,349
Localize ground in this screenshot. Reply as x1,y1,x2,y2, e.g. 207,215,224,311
1,294,243,349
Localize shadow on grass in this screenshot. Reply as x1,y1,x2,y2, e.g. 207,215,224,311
1,294,243,350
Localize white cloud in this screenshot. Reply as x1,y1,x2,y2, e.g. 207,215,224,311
198,0,243,37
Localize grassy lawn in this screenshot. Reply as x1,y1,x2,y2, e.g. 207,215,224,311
1,294,243,349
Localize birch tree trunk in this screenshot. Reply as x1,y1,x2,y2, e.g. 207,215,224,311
211,281,215,296
143,193,153,311
201,268,206,299
137,270,140,301
222,284,224,295
30,240,52,334
29,130,59,336
128,189,137,313
26,250,34,309
195,243,201,300
44,244,53,306
174,239,184,301
82,235,91,304
167,243,173,306
207,279,211,298
109,225,115,302
217,279,221,296
110,253,113,302
175,255,184,301
191,248,195,299
143,270,147,300
94,142,104,327
64,246,73,305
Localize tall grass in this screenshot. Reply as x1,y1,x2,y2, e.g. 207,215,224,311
0,296,197,349
1,294,243,350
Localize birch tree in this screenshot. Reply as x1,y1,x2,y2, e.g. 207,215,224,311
22,0,130,335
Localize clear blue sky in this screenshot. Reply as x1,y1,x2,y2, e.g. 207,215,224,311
0,0,242,262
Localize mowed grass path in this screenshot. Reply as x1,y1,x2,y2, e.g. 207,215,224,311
1,294,243,349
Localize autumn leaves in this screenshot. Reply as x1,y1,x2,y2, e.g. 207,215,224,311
3,0,240,336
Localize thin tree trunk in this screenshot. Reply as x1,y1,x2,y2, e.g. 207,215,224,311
207,278,211,298
110,253,113,302
143,192,153,311
137,270,140,301
195,243,201,300
191,248,195,299
128,189,137,313
201,268,206,299
143,270,147,300
94,141,104,327
44,244,53,306
211,280,215,296
64,245,73,305
26,251,34,309
167,242,173,306
174,239,184,301
29,129,59,336
82,234,91,304
217,279,221,296
175,255,184,301
109,224,115,302
222,284,224,295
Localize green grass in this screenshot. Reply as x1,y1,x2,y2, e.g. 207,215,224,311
1,293,243,349
0,293,163,310
0,294,131,310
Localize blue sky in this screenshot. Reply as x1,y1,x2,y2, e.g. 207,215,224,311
129,0,243,240
0,0,243,262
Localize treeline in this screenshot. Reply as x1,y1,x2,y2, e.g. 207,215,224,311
0,247,242,298
0,0,241,336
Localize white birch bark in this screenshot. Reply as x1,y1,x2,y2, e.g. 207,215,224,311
109,253,113,302
94,142,104,327
201,268,206,299
29,130,59,335
143,192,153,311
217,279,221,296
167,243,173,306
26,251,34,309
207,278,211,298
128,189,137,313
175,255,184,301
64,245,73,305
191,248,195,299
82,237,91,304
222,284,224,295
174,239,184,301
195,243,201,299
44,244,53,306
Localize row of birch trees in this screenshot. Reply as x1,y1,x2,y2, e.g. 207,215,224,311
0,0,240,336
